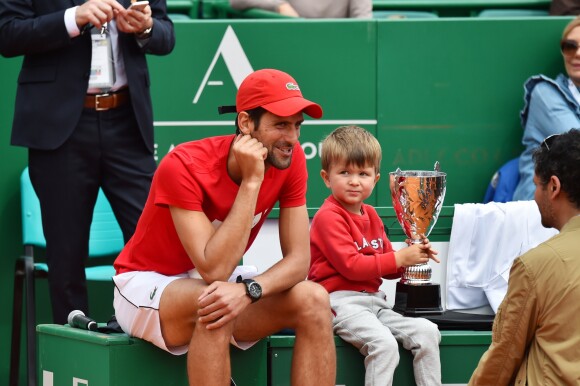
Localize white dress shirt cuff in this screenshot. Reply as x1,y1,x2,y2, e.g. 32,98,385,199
65,7,81,38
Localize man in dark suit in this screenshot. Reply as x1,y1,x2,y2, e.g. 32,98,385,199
0,0,175,324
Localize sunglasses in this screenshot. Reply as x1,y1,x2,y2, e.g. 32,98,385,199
541,134,561,151
561,39,580,57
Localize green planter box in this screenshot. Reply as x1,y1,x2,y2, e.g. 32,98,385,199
37,324,267,386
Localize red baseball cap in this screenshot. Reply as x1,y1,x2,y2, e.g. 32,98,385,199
218,69,323,119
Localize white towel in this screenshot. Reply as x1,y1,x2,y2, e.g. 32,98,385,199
446,201,557,313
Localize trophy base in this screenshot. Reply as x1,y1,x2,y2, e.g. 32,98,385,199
393,281,443,316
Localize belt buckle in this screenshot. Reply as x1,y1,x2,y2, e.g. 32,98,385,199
94,93,110,111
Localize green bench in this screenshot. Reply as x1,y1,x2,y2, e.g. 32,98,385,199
37,324,490,385
372,0,550,17
37,324,267,385
197,0,550,19
270,331,492,385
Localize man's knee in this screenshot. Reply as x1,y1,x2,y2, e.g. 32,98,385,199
291,281,332,326
297,281,331,310
193,318,234,344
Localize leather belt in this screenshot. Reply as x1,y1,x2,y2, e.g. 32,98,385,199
84,89,129,111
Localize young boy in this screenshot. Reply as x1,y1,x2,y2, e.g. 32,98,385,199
309,126,442,386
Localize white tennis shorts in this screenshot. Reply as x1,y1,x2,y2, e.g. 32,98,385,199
113,267,259,355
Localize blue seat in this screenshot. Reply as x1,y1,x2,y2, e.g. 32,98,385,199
10,167,124,386
483,157,520,203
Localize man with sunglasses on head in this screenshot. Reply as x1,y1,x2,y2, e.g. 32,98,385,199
513,16,580,201
469,129,580,385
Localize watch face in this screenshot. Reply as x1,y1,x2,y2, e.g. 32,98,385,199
248,282,262,300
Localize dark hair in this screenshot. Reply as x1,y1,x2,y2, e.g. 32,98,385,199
533,128,580,208
235,107,267,134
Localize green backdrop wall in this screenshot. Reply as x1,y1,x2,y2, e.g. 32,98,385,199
0,16,570,383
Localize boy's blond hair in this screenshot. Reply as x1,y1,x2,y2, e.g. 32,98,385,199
320,126,382,173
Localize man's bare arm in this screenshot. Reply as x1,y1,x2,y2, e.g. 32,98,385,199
171,134,267,283
251,205,310,297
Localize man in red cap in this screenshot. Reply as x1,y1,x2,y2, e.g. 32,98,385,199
112,69,336,385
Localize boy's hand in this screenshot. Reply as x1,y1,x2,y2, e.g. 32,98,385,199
395,238,440,268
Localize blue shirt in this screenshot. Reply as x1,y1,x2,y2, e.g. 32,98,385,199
512,74,580,201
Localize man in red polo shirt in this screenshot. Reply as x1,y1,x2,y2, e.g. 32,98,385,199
113,69,336,386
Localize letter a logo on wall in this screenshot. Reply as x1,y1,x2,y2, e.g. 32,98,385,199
193,26,254,104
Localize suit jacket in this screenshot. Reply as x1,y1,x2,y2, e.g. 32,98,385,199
0,0,175,152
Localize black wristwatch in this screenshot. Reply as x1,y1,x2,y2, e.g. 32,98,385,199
236,275,262,303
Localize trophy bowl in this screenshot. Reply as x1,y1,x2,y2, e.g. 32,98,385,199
389,163,446,316
389,166,446,284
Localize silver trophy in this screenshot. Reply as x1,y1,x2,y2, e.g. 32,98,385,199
389,162,446,315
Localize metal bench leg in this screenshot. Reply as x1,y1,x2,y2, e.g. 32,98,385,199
10,258,25,386
24,256,37,386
